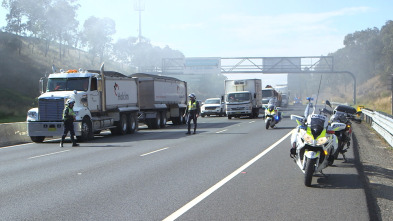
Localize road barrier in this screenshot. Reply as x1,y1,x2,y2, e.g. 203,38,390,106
0,122,30,147
361,108,393,148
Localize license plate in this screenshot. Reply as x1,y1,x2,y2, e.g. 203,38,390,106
48,128,57,131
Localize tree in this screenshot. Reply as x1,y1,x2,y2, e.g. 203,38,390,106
2,0,26,35
112,36,138,68
82,16,116,64
380,21,393,76
45,0,79,60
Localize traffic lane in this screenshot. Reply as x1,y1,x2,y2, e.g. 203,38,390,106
178,131,369,220
0,116,240,189
0,117,293,220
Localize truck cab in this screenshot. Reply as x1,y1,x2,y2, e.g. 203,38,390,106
225,91,254,119
262,85,282,107
27,68,139,143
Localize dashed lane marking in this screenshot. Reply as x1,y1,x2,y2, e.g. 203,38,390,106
140,147,170,157
28,150,71,159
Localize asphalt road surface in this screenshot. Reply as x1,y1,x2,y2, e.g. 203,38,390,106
0,105,370,220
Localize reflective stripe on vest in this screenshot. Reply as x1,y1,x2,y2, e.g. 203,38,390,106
188,101,197,111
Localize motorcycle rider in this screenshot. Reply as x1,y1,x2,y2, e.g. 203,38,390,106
265,99,282,121
183,93,200,134
60,99,79,147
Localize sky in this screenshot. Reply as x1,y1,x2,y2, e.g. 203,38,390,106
72,0,392,58
1,0,392,85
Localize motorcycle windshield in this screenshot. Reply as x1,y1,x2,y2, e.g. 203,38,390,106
309,117,325,138
332,112,347,123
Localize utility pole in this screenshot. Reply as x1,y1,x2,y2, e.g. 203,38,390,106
134,0,145,43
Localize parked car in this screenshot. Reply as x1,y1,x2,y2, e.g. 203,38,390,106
201,98,226,117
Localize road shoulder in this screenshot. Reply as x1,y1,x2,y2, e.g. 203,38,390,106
353,122,393,221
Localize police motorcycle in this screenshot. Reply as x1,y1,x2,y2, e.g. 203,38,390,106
329,105,362,161
264,99,282,129
290,100,347,187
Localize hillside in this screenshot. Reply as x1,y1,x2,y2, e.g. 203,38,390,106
320,74,391,113
0,32,134,122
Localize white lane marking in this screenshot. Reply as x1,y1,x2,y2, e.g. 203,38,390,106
0,138,60,150
0,142,32,149
163,130,294,221
249,121,255,123
140,147,170,157
216,129,227,134
28,150,71,159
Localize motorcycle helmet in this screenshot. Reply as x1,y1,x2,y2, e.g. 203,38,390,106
268,104,274,112
188,93,196,99
66,99,75,106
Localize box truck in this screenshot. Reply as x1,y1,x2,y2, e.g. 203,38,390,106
224,79,262,119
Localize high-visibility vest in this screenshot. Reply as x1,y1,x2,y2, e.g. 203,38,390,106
188,100,197,111
63,106,75,120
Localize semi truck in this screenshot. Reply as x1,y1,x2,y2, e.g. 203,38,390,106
27,65,187,143
224,79,262,119
262,85,282,107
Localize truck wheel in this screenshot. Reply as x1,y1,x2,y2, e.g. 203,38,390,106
228,115,232,119
153,114,161,129
160,112,167,128
77,118,93,142
118,114,128,135
30,136,45,143
127,113,137,134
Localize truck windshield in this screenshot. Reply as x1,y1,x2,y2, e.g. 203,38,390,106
262,90,273,98
47,78,89,92
227,93,250,103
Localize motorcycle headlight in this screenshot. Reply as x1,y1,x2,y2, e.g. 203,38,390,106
303,133,313,144
316,137,328,145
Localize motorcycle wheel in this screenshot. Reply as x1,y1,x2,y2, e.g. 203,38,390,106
265,120,270,129
334,140,344,160
304,158,316,187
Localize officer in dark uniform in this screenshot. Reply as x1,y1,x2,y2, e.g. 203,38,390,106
183,93,200,134
60,99,79,147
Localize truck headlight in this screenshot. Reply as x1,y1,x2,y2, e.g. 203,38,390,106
27,109,38,121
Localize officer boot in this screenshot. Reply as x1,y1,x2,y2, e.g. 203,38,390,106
71,136,79,147
60,135,65,147
193,125,197,134
186,125,191,134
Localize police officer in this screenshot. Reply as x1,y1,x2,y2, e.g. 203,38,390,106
183,93,200,134
60,99,79,147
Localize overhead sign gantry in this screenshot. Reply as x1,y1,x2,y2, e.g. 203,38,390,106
162,56,357,104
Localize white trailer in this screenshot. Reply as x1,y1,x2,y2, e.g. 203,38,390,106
224,79,262,119
131,73,187,128
27,65,140,143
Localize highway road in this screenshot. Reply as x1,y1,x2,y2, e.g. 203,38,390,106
0,105,370,220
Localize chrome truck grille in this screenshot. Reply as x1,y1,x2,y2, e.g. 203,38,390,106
38,98,65,121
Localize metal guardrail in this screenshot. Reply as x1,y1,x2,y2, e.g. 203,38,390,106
361,109,393,148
